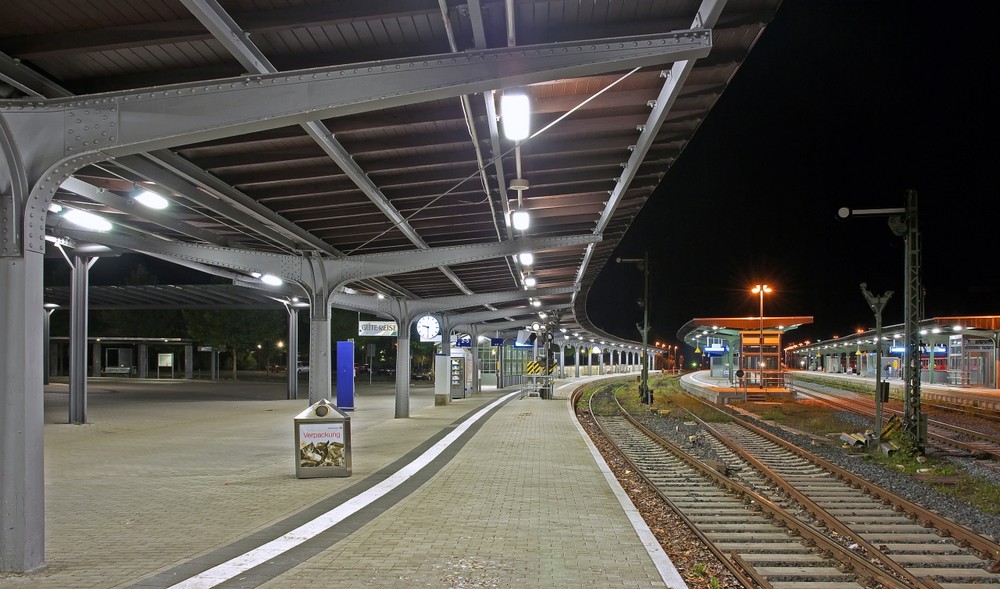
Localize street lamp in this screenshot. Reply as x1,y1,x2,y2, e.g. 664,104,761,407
751,284,771,388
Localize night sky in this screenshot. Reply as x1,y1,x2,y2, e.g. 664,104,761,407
587,0,1000,350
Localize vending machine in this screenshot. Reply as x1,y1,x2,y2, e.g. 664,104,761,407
449,355,466,399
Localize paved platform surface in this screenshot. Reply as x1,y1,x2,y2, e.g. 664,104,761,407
1,375,683,588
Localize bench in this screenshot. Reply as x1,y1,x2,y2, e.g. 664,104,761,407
102,366,132,376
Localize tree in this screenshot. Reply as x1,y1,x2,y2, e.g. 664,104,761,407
183,309,285,379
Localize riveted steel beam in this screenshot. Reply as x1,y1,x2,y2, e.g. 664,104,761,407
3,30,708,256
0,30,711,160
451,304,572,327
50,229,600,290
329,285,577,317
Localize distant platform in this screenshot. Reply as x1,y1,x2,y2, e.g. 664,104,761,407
680,370,795,404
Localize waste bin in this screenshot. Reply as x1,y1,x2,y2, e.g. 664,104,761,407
294,399,352,478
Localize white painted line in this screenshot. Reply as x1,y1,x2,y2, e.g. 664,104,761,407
168,390,523,589
563,381,689,589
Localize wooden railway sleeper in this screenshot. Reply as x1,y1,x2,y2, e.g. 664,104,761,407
616,410,917,589
720,409,1000,567
575,387,762,589
728,551,773,589
694,419,940,589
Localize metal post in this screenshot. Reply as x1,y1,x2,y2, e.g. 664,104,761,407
861,283,893,443
641,252,650,402
1,251,47,572
69,255,96,424
286,305,299,400
839,193,924,447
900,190,924,447
759,290,764,388
43,307,58,384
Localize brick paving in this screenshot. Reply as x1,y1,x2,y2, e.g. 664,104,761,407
0,377,679,589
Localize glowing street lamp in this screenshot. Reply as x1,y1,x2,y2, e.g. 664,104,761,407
751,284,772,388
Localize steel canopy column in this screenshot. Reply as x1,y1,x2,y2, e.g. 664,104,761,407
575,346,581,378
469,324,481,394
308,302,332,405
68,255,96,424
436,315,451,405
43,307,56,384
0,251,45,572
394,314,414,418
599,348,605,375
184,344,193,379
285,305,300,400
558,342,565,378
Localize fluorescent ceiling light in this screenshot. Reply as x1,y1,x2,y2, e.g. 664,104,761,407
501,91,530,141
63,209,112,232
48,203,63,214
511,208,530,231
261,274,283,286
135,190,169,209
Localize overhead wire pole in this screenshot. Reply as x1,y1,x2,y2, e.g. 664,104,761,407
838,191,925,449
618,252,651,404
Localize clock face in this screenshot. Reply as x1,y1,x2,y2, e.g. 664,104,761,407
416,315,441,340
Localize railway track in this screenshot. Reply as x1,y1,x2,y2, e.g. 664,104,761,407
790,382,1000,462
583,385,1000,588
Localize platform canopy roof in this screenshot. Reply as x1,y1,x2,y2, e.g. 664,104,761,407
678,316,814,345
789,316,1000,356
3,0,782,343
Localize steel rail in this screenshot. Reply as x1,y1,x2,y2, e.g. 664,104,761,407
717,403,1000,571
794,384,1000,461
579,384,907,588
693,415,931,588
570,383,761,589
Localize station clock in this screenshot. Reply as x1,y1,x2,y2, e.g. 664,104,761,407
416,315,441,340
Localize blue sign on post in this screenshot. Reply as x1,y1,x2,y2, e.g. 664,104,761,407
336,340,355,410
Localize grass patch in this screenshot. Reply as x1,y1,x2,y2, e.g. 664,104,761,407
575,378,635,416
641,374,732,423
790,373,900,399
738,400,858,434
859,432,1000,515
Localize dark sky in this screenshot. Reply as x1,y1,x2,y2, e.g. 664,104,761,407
587,0,1000,349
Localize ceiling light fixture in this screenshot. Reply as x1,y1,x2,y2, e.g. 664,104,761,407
500,90,530,141
518,252,534,266
63,209,112,232
261,274,283,286
135,189,169,210
511,208,530,231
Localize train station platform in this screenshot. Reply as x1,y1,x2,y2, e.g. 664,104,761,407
787,370,1000,411
3,376,684,588
682,369,1000,411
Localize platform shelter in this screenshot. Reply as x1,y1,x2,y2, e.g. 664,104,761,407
677,316,813,401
